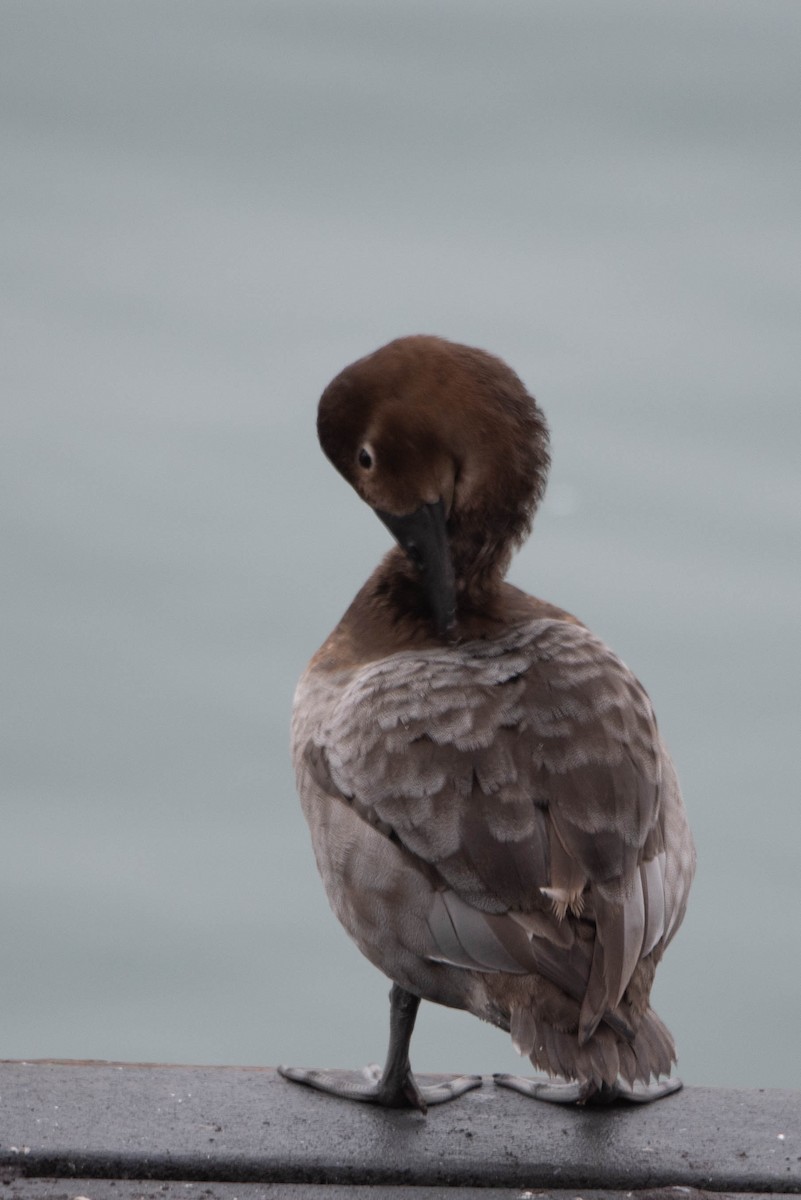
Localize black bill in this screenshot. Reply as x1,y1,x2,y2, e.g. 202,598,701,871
375,498,456,639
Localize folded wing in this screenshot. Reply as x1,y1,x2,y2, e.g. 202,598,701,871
312,618,693,1041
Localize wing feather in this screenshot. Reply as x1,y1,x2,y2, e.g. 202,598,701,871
305,617,693,1028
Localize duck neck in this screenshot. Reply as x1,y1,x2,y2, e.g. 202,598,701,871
448,513,517,604
380,542,508,639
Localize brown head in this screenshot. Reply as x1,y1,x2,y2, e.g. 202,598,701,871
317,335,550,638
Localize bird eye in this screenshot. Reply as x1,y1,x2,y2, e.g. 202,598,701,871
358,447,373,469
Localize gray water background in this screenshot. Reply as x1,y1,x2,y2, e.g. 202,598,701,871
2,1,800,1090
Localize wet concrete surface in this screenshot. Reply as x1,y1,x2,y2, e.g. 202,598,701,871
0,1061,798,1195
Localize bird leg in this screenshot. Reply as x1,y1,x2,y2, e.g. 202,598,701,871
279,983,482,1112
493,1071,683,1105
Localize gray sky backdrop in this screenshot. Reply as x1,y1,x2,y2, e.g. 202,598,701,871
2,0,800,1088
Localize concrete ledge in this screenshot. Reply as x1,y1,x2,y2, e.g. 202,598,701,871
0,1188,790,1200
1,1061,798,1196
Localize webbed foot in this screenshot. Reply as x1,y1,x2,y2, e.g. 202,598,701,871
279,1061,481,1112
493,1071,682,1105
279,982,481,1113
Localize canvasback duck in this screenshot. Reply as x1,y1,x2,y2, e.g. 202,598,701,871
281,335,695,1110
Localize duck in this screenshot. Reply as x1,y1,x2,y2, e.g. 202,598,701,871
280,335,695,1110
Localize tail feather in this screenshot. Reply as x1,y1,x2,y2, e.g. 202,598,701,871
510,1004,537,1056
515,1002,677,1088
631,1006,675,1080
617,1039,638,1088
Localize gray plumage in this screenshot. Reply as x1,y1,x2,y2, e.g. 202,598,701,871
293,617,694,1087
